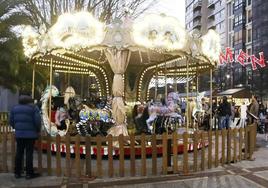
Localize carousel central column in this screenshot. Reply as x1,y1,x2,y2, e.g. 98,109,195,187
105,48,131,137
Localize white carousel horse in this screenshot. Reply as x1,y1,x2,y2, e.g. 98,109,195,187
40,85,70,136
192,92,206,130
64,86,76,109
146,92,183,133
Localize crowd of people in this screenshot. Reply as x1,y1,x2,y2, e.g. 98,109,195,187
132,94,268,134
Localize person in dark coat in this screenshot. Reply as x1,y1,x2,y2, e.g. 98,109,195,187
217,96,232,130
9,93,41,179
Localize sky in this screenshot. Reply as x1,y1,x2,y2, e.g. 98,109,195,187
144,0,185,26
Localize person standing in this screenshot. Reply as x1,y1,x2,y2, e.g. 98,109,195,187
239,101,248,128
249,95,259,124
9,92,41,179
55,104,70,130
217,96,232,130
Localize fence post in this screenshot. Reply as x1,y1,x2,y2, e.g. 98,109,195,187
208,130,212,169
221,129,226,165
96,135,102,178
227,128,232,164
193,131,198,172
46,135,52,175
152,134,157,175
75,134,81,178
2,127,7,172
162,132,168,175
215,130,219,167
249,124,255,160
183,132,189,175
233,128,237,163
56,135,61,177
141,133,146,176
65,133,71,177
108,134,113,178
244,126,248,159
119,134,124,177
11,132,15,172
201,132,205,171
130,133,136,177
239,128,243,161
85,135,92,177
173,132,178,173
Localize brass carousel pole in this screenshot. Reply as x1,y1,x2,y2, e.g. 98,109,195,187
210,67,213,130
48,58,53,134
31,63,36,99
186,57,189,132
196,63,199,93
81,74,84,98
165,61,167,100
155,64,158,100
174,61,177,92
67,67,70,86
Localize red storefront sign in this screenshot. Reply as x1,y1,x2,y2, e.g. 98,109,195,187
219,47,266,70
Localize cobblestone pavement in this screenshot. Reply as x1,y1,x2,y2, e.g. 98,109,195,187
1,134,268,188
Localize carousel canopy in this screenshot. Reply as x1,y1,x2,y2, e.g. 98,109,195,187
22,11,221,68
22,12,221,137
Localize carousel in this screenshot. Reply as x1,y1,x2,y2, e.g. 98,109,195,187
22,11,221,155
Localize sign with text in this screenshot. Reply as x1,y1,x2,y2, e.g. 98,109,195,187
219,47,266,70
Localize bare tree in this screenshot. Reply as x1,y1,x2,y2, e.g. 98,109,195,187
19,0,158,27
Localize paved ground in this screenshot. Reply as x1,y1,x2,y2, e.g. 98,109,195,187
1,134,268,188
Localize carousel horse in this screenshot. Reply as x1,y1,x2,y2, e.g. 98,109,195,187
64,86,76,109
40,85,70,136
192,92,205,130
75,99,113,136
146,92,183,134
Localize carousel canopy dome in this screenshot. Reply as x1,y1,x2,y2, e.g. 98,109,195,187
22,11,221,66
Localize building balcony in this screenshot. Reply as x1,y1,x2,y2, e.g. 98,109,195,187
193,10,202,19
233,2,245,12
207,10,215,19
207,21,216,30
193,20,202,29
207,0,215,8
193,1,202,10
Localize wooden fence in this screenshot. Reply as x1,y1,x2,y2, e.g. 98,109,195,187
0,112,257,179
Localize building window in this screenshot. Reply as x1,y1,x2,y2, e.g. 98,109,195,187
247,28,252,43
234,0,243,10
247,9,252,23
234,14,243,27
247,0,251,6
234,30,243,45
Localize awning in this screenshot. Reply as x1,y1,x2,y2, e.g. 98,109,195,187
218,88,252,98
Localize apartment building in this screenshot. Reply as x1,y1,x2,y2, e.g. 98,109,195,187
252,0,268,99
225,0,252,88
186,0,226,48
185,0,226,91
